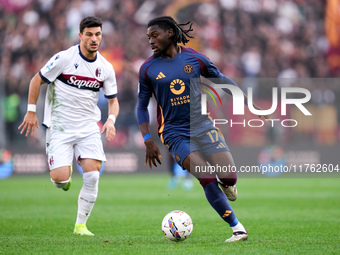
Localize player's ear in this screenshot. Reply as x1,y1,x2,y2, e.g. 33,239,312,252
168,28,175,38
78,32,82,40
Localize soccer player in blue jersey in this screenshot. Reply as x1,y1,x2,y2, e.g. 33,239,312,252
136,16,269,242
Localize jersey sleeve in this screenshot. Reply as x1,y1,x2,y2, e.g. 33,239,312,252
39,52,65,84
102,64,118,98
197,54,229,79
136,64,153,125
197,54,240,94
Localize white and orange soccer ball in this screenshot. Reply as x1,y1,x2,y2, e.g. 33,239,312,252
161,210,193,241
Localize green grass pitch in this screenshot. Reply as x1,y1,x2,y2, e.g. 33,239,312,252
0,174,339,254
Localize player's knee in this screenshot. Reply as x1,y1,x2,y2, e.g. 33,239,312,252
83,171,100,185
50,167,71,182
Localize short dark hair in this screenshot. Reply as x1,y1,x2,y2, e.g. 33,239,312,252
147,16,193,45
79,16,102,33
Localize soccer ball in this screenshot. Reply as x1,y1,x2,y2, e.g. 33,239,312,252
161,210,193,241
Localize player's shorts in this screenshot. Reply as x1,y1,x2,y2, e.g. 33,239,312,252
164,120,229,168
46,127,106,171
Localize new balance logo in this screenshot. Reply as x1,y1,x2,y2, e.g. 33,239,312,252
216,142,226,149
156,72,166,80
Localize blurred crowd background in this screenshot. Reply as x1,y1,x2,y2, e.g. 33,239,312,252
1,0,340,150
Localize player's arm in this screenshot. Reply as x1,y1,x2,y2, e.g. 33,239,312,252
136,80,162,169
201,56,271,120
242,93,271,120
101,97,119,141
18,73,44,137
218,75,271,119
138,121,163,169
220,77,271,120
101,63,119,141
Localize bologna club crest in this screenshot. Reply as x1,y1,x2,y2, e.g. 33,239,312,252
95,67,101,77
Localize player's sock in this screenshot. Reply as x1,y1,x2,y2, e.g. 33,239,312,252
216,174,237,187
51,178,70,189
76,171,100,224
231,222,246,233
168,176,179,189
202,180,239,227
50,166,73,191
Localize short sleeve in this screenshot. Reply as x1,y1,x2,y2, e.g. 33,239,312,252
39,52,65,84
102,64,118,98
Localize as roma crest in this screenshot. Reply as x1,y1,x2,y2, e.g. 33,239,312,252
184,64,193,74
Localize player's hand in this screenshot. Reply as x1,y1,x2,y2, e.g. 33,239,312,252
101,119,116,141
144,139,162,169
259,114,272,120
252,104,272,120
18,112,40,137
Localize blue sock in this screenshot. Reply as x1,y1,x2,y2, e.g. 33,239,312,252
203,180,239,227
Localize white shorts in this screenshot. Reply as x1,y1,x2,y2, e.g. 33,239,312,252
46,128,106,171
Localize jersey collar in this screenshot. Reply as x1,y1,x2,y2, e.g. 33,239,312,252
158,46,182,62
78,45,97,62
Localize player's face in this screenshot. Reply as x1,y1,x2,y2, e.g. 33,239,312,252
147,25,173,57
79,27,102,54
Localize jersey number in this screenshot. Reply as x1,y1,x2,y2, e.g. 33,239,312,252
206,130,219,143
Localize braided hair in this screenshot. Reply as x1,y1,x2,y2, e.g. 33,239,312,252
147,16,194,45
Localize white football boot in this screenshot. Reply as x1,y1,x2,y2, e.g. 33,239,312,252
225,231,248,242
216,176,238,201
